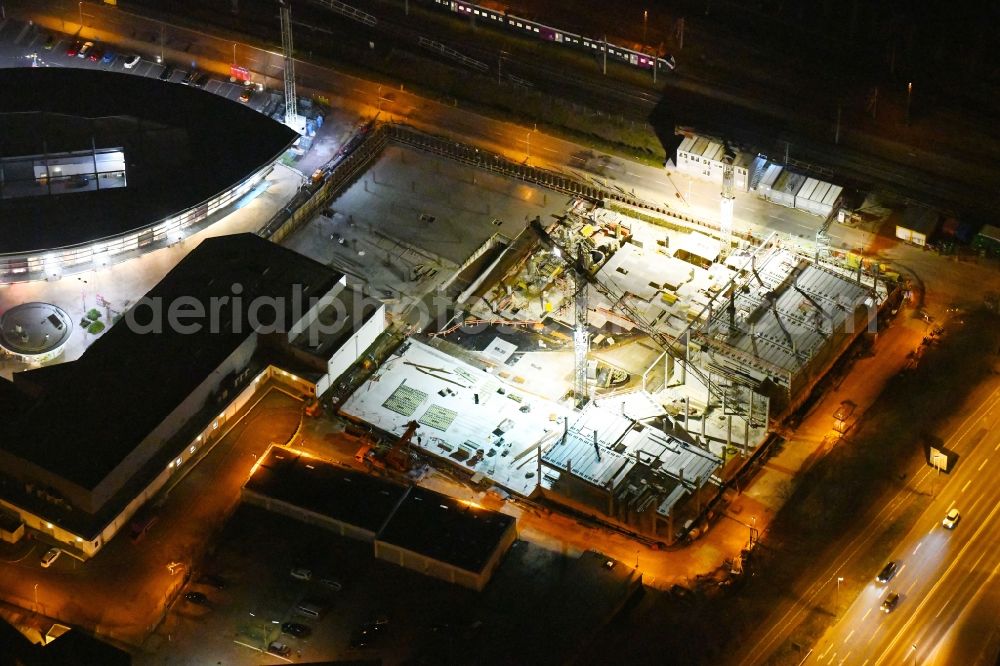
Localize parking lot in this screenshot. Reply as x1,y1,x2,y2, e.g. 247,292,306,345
0,19,282,115
141,499,643,665
139,503,477,664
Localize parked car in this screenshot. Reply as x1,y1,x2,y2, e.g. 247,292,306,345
123,54,141,69
84,43,100,61
267,641,291,657
875,561,898,584
66,40,83,57
43,34,56,50
40,547,61,568
239,86,253,103
191,72,209,88
158,65,175,81
880,591,900,613
942,508,960,529
183,591,208,605
281,622,311,638
101,50,116,64
290,567,312,581
181,69,197,85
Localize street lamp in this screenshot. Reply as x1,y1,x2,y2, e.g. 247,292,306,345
33,583,38,610
78,1,83,29
523,128,536,164
76,276,88,312
642,10,648,46
906,82,913,126
836,576,843,610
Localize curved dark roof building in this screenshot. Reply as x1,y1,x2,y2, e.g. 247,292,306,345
0,67,297,280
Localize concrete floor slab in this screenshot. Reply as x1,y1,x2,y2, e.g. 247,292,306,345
341,338,573,496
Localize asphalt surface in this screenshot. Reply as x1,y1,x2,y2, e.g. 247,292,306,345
3,3,1000,662
112,0,1000,218
735,375,1000,666
804,384,1000,666
0,386,301,646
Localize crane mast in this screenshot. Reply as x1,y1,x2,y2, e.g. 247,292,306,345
279,1,305,134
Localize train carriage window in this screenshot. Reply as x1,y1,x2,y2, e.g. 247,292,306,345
534,27,539,32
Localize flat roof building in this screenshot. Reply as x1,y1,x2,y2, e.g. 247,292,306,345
243,445,518,591
0,234,383,557
242,446,408,542
375,486,517,591
0,68,297,281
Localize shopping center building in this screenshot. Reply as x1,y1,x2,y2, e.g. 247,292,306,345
0,67,297,282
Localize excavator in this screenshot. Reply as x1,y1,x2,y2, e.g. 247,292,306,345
357,421,419,473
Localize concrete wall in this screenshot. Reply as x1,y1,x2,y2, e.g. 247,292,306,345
319,303,386,396
373,541,483,591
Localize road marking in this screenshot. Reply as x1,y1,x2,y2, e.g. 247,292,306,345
912,542,922,554
845,630,855,642
961,480,971,493
819,643,833,660
861,608,872,621
979,458,989,471
866,625,882,646
861,660,869,666
839,652,851,665
873,491,1000,665
995,439,1000,451
935,599,949,618
905,579,917,594
826,652,837,664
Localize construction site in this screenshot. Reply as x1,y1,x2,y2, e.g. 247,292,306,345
328,141,892,541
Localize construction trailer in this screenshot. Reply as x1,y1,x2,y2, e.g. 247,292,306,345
895,206,940,247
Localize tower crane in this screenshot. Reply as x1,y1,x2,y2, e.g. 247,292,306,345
278,0,306,134
529,214,767,431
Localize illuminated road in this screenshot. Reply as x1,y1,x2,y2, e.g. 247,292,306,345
807,383,1000,666
15,0,876,256
738,379,1000,666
